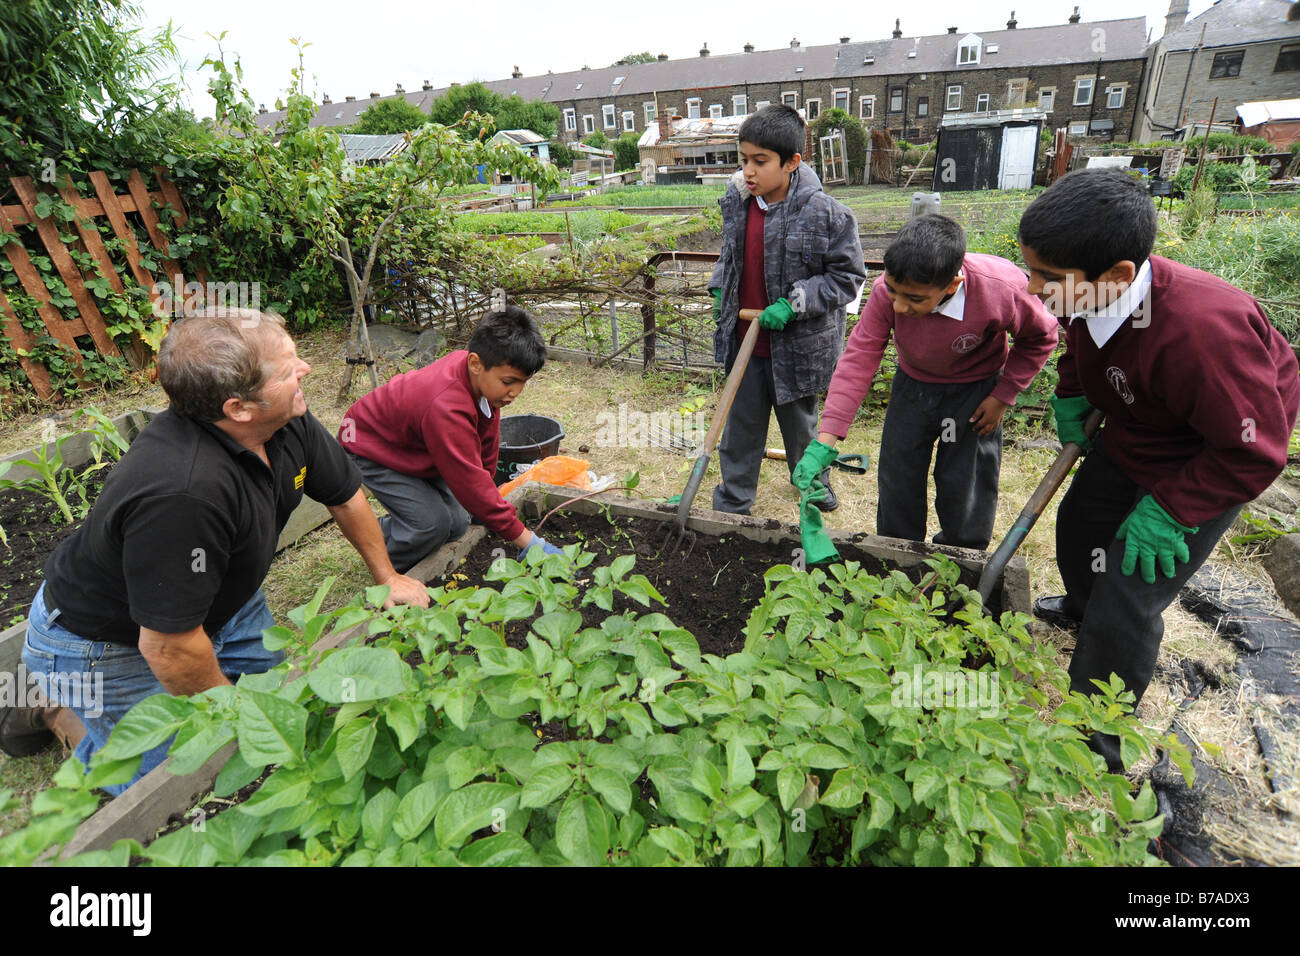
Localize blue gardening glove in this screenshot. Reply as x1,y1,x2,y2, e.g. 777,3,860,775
710,288,722,323
758,297,795,331
518,533,563,560
800,481,840,566
1050,394,1095,453
1115,495,1198,584
792,439,840,491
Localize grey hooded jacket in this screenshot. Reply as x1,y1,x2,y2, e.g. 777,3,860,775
709,163,866,405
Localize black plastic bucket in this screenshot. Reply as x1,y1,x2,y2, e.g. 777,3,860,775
496,414,565,484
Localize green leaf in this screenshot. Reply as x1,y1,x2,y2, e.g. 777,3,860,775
236,690,306,765
979,790,1024,843
97,694,192,760
556,793,610,866
335,718,378,781
586,766,632,815
238,769,311,817
362,788,399,849
383,697,424,751
308,646,410,703
459,831,541,867
777,765,805,812
393,781,443,841
445,746,492,791
519,764,575,809
648,825,695,862
801,743,850,769
947,781,975,835
690,756,724,801
165,721,236,777
727,788,767,819
434,782,520,848
726,736,756,789
819,768,865,809
214,747,266,797
83,755,143,791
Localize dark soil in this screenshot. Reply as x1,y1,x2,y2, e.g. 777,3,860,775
0,470,108,627
447,507,993,657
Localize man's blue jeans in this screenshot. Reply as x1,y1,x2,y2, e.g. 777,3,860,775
22,582,282,796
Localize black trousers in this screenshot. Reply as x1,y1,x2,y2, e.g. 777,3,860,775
877,368,1003,550
1055,436,1241,769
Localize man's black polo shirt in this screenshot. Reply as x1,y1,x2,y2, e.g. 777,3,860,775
44,407,362,646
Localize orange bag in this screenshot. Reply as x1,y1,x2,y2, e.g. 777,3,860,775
498,455,591,498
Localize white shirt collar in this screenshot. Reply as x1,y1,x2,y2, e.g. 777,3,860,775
935,273,966,321
754,194,770,211
479,395,493,418
1068,258,1153,348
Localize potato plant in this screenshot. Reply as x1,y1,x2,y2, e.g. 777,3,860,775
0,551,1187,867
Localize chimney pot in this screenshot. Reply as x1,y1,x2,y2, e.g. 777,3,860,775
395,83,404,94
1007,11,1017,29
892,19,903,39
345,95,355,102
512,65,523,78
657,52,668,61
948,26,958,34
322,94,331,104
744,42,754,52
790,37,800,49
258,104,266,114
700,43,709,57
840,36,850,44
1069,5,1081,23
422,80,431,90
369,91,380,99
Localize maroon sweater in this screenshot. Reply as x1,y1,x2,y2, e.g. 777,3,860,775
1057,255,1300,526
339,351,526,541
736,198,772,358
822,254,1058,437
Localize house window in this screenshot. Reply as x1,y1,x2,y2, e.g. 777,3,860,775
755,100,770,110
781,91,798,108
1006,79,1027,108
582,114,595,134
889,87,904,112
833,88,849,112
643,102,657,124
1210,50,1244,78
976,93,990,111
1073,76,1094,106
622,111,635,131
806,98,821,119
732,94,747,116
686,97,701,119
1038,87,1055,112
709,103,723,119
603,104,616,128
1274,43,1300,72
1106,84,1126,109
859,95,875,119
1068,122,1087,135
946,85,962,110
563,108,576,132
958,35,981,65
916,96,929,118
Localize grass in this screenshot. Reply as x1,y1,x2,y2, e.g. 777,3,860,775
457,210,648,240
555,184,726,208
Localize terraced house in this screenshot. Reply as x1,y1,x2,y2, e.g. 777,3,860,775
258,9,1152,144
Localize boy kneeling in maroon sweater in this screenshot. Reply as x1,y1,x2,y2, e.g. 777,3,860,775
339,307,563,572
1019,169,1300,771
796,215,1058,550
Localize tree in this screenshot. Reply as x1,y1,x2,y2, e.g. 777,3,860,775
494,97,561,139
582,130,609,150
0,0,181,176
354,98,428,135
428,83,559,139
810,109,868,185
429,82,503,129
611,52,656,66
548,140,575,169
613,131,640,171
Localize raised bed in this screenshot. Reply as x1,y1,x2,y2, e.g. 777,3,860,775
52,482,1029,859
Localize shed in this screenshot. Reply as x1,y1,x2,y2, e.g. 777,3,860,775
337,133,409,165
638,114,745,176
932,108,1047,192
489,128,551,163
1236,99,1300,150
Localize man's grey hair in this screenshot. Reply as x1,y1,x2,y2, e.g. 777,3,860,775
157,308,288,422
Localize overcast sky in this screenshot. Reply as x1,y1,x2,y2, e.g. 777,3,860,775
135,0,1218,117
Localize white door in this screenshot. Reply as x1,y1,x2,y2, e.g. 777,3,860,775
998,126,1037,189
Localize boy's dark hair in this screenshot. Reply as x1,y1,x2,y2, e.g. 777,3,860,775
738,104,806,165
467,305,546,375
883,215,967,287
1018,168,1157,280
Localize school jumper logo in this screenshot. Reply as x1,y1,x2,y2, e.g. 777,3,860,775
294,466,307,490
1106,366,1136,405
951,333,981,354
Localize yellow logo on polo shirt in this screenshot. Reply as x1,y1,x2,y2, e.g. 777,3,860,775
294,466,306,490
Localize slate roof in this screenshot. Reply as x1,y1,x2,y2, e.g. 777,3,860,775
1160,0,1300,50
256,16,1150,131
338,133,408,163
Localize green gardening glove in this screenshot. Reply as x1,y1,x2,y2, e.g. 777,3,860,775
792,439,839,491
800,482,840,566
710,288,722,323
1115,494,1199,584
758,297,795,331
1049,394,1096,453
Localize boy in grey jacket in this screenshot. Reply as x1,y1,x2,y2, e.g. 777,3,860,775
709,105,865,514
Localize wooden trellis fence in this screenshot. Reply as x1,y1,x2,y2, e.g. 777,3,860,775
0,167,201,400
